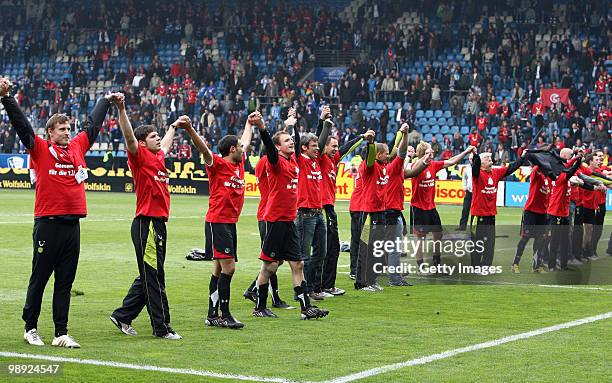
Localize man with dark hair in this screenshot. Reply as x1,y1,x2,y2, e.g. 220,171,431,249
470,152,525,268
109,94,182,340
296,106,331,300
253,108,329,320
0,77,112,348
511,163,552,273
243,149,293,310
318,119,365,295
183,111,254,329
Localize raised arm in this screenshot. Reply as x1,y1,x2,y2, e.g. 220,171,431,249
240,112,256,153
0,78,35,150
109,93,138,155
182,116,213,166
396,123,410,159
84,95,112,146
317,118,332,153
472,152,482,179
160,119,178,155
444,145,476,167
339,134,364,160
502,154,525,179
364,130,376,167
315,105,331,136
405,152,431,178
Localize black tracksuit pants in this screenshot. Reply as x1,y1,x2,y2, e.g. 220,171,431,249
112,216,172,336
23,217,80,337
322,204,340,290
470,215,496,267
349,211,365,276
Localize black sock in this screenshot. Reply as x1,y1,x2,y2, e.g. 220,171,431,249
269,274,282,304
256,283,269,310
294,281,310,311
247,277,257,293
513,237,529,265
218,273,232,318
208,274,219,318
433,254,441,266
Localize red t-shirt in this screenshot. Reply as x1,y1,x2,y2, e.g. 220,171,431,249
471,166,507,216
349,168,364,212
410,160,445,211
385,156,406,211
571,168,583,205
579,167,599,210
297,153,323,209
29,133,90,217
128,145,170,219
476,117,488,131
524,166,551,214
360,160,388,213
320,152,340,206
547,171,572,217
264,154,299,221
255,156,268,222
205,154,246,223
487,101,499,115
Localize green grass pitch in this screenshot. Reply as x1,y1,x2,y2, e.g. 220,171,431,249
0,189,610,382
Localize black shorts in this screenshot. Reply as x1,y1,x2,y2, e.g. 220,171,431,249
259,221,301,263
582,208,597,225
258,220,267,245
595,204,606,225
410,206,442,235
520,210,547,237
205,222,238,261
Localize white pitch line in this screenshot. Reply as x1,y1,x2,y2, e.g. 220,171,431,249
0,352,311,383
324,311,612,383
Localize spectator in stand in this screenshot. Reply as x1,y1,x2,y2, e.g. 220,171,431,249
468,129,482,149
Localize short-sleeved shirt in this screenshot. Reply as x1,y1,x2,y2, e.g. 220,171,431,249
320,152,341,206
264,154,299,222
29,133,90,217
410,160,445,211
471,166,508,217
524,166,550,214
128,145,170,219
205,153,246,223
360,160,388,213
297,153,322,209
384,156,407,211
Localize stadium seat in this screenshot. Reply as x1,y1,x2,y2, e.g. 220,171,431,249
460,126,470,135
430,125,440,134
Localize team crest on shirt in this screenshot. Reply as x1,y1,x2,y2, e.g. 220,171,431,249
426,171,431,178
383,167,387,175
295,167,300,174
311,161,316,169
234,168,240,177
488,177,493,185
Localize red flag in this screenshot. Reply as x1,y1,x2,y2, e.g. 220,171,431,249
541,88,569,107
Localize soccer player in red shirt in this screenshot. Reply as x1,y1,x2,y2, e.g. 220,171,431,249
318,116,365,296
581,151,612,260
349,149,367,280
545,149,582,271
511,163,552,273
254,109,329,319
242,152,293,309
410,142,475,268
181,111,255,329
295,107,332,300
354,131,388,291
470,151,525,268
109,94,182,340
1,77,112,348
384,124,430,285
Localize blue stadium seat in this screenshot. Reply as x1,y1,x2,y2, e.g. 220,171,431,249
460,126,470,135
366,101,375,109
430,125,440,134
437,117,446,125
424,133,433,142
416,110,424,118
427,117,437,125
375,102,384,110
386,132,394,142
424,110,434,118
443,111,452,118
434,110,443,117
450,126,459,134
421,126,430,134
435,134,443,142
418,117,428,125
490,127,498,135
440,126,450,135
